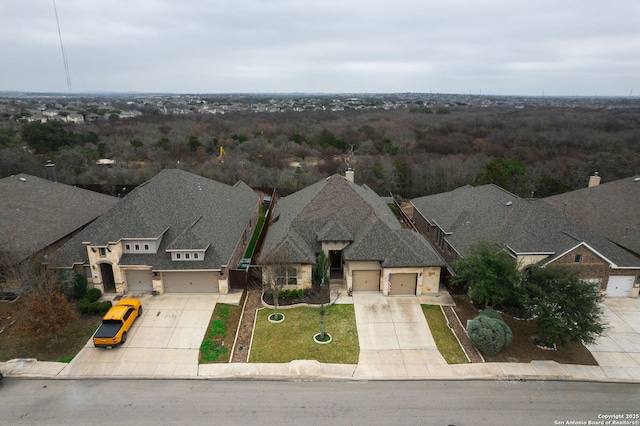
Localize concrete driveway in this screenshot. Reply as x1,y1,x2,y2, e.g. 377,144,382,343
60,292,241,378
352,293,446,378
586,298,640,380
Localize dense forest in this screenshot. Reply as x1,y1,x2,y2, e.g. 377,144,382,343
1,103,639,199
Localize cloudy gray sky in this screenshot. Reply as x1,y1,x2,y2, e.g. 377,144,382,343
2,0,639,96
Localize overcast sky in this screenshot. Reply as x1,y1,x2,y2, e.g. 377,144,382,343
2,0,639,96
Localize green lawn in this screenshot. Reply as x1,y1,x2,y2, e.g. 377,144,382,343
249,305,359,364
421,305,469,364
199,304,242,363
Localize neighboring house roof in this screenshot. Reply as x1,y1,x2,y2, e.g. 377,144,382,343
52,169,258,271
545,176,640,257
260,174,444,267
411,184,640,268
0,173,118,260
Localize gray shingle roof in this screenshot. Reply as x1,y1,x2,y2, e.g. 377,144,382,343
52,169,258,270
0,173,118,259
545,176,640,256
411,184,640,268
260,174,444,267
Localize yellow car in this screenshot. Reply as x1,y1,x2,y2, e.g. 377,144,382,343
93,298,142,348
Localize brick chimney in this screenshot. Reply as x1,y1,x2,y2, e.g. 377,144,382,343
588,172,601,188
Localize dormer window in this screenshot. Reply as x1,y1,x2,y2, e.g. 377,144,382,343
135,244,140,251
171,250,205,261
125,244,131,250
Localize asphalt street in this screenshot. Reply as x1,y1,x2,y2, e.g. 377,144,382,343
1,379,637,426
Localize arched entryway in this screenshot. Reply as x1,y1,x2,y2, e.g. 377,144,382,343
100,263,116,293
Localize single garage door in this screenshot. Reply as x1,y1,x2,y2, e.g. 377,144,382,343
389,273,417,295
352,270,380,292
162,271,219,293
606,276,635,297
125,270,153,292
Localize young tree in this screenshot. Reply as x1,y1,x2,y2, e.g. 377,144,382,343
523,265,607,348
260,254,292,322
453,240,522,309
314,252,331,341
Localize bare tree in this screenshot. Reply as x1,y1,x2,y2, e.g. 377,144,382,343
260,253,293,322
23,279,79,344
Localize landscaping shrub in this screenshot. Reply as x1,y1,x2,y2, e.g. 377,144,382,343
77,298,90,313
72,273,88,300
479,307,503,321
85,288,102,303
96,301,112,314
467,315,513,355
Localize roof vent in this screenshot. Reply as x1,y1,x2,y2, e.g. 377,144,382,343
506,201,513,206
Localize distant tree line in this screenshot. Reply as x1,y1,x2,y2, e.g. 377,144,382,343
1,105,639,198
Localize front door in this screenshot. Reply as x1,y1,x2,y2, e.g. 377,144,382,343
329,250,343,278
100,263,116,293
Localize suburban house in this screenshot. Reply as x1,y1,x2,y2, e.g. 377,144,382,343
258,173,445,296
0,173,118,263
545,174,640,259
411,184,640,298
52,169,260,295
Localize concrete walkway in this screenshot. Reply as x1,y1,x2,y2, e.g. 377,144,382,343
2,294,640,383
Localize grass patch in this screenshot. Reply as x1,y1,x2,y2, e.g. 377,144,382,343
243,205,266,259
199,303,242,363
0,298,102,362
249,305,359,364
421,305,468,364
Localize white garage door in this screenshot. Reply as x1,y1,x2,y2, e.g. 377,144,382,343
126,270,153,292
389,273,417,295
352,270,381,292
162,271,219,293
606,276,635,297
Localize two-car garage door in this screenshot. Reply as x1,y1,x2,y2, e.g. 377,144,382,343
126,270,219,293
162,271,219,293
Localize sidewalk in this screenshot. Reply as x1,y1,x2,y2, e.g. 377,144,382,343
2,293,639,383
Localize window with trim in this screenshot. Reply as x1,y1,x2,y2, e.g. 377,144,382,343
276,267,298,286
194,253,199,259
99,247,106,257
185,253,190,259
135,244,140,251
125,244,131,251
144,244,149,251
574,254,582,263
176,253,181,259
435,227,445,249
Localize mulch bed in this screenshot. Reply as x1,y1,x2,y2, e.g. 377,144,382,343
262,286,330,306
452,294,598,365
